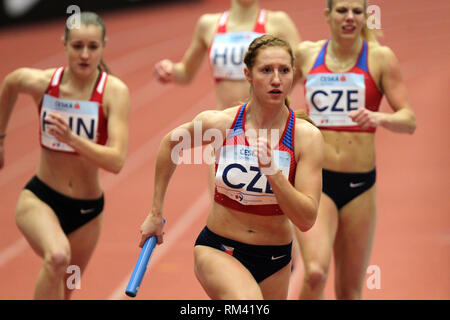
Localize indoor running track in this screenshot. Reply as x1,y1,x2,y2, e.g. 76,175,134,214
0,0,448,300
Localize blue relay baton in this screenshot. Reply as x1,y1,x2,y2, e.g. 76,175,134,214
125,219,165,297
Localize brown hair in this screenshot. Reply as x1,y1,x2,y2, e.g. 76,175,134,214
64,11,111,74
244,34,295,107
244,34,294,71
327,0,381,43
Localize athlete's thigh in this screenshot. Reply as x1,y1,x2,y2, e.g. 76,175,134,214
295,193,339,269
67,214,102,273
15,190,70,258
334,186,377,286
259,262,292,300
194,245,263,300
65,215,102,298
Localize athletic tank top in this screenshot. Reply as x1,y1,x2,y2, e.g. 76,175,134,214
305,40,382,133
209,9,267,81
214,104,297,216
39,67,108,153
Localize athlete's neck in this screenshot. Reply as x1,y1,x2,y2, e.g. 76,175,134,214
245,100,288,132
63,67,100,92
229,0,259,24
328,36,363,61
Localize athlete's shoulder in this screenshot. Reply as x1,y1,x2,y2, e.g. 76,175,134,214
266,10,292,21
103,74,130,109
369,42,395,59
197,105,240,121
5,67,56,97
195,105,240,129
293,118,323,160
295,40,326,73
296,40,326,60
368,43,398,69
197,12,222,29
14,67,56,82
298,40,326,54
294,116,322,143
104,74,128,92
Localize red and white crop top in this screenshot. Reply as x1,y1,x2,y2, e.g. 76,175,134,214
39,67,108,153
209,9,267,81
304,40,383,133
214,104,297,216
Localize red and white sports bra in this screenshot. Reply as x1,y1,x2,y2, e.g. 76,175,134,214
214,104,297,216
304,40,383,133
39,67,108,153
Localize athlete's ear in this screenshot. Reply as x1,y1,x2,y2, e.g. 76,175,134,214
61,34,68,54
324,8,331,24
244,67,252,84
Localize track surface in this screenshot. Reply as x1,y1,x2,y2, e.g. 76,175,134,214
0,0,448,299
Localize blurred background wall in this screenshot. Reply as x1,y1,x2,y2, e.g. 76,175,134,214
0,0,199,28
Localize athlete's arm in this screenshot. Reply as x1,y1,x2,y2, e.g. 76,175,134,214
349,46,416,134
45,76,130,173
140,109,231,245
264,121,324,232
154,14,214,84
293,41,320,85
0,68,52,169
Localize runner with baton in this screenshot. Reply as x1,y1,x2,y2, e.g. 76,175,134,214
126,219,165,297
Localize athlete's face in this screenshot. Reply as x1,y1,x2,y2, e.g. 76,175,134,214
245,47,294,108
326,0,366,40
65,24,104,77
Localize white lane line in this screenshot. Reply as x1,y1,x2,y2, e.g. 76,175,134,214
0,238,28,268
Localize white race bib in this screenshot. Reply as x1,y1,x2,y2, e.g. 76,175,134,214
305,73,365,126
215,145,291,205
210,32,263,79
40,94,99,152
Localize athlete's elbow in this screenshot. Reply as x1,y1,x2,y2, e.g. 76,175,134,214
109,154,127,174
407,117,417,134
298,213,317,232
294,205,318,232
108,162,123,174
111,162,124,174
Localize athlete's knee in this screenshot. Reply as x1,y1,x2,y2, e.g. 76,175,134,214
304,264,329,290
43,248,71,278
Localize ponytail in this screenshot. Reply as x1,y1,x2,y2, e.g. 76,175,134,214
362,12,383,43
294,109,316,126
99,59,112,74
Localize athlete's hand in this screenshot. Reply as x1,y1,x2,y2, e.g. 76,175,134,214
154,59,174,83
349,108,383,130
139,213,165,247
253,136,279,176
45,112,74,145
